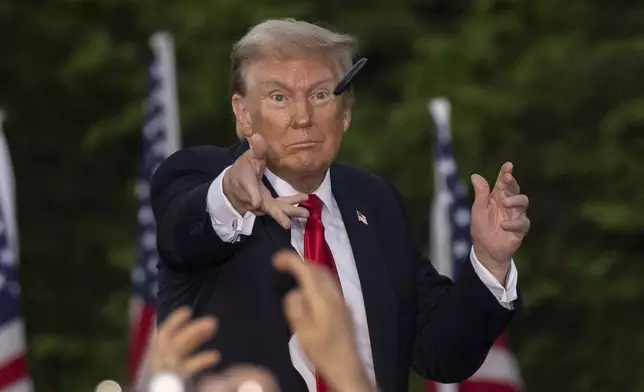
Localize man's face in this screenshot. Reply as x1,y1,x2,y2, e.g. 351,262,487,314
232,57,351,176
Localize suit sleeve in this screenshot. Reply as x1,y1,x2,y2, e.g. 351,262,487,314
151,148,246,269
388,184,520,383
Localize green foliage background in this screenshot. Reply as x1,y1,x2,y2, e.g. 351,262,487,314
0,1,643,391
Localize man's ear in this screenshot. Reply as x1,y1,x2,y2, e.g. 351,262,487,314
342,108,352,133
232,94,253,137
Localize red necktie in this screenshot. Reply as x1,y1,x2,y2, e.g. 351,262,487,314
299,194,340,392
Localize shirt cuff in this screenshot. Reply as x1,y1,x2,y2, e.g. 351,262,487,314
206,166,256,242
470,246,518,310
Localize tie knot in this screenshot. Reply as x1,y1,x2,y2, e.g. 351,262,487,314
299,194,323,219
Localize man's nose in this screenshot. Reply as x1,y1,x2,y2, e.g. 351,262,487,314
291,97,312,128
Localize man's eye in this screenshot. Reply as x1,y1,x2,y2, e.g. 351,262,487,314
270,94,285,102
314,92,329,100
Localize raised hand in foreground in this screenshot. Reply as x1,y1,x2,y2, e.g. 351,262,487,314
149,307,220,377
274,250,377,392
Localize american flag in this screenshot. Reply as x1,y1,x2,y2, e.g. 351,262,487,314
0,113,32,392
427,98,523,392
128,32,181,388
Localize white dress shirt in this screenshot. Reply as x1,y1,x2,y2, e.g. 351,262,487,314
206,166,518,392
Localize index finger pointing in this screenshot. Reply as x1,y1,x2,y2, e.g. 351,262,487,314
246,133,267,161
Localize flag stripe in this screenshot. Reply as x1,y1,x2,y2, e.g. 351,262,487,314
0,320,25,365
0,355,27,390
460,382,519,392
128,301,157,383
2,378,32,392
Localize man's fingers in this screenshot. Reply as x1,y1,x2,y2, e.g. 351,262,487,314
495,162,513,184
494,162,520,194
238,166,263,209
500,218,530,234
172,317,218,356
247,184,263,210
471,174,490,209
180,350,221,376
502,173,520,194
247,133,267,161
157,306,192,341
264,201,292,229
277,193,309,205
502,194,529,210
262,192,310,225
279,203,310,219
258,186,292,228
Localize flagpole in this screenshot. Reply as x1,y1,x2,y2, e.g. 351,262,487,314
150,32,182,154
0,110,18,259
429,98,454,279
130,32,183,392
428,98,458,392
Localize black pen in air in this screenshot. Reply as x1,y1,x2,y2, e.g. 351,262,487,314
333,58,368,95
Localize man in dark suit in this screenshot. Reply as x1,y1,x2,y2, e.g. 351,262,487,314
151,18,530,392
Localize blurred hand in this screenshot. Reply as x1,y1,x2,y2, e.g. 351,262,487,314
197,365,280,392
273,251,375,392
471,162,531,284
223,133,309,229
149,307,220,377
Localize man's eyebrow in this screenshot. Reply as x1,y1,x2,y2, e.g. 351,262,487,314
259,80,291,90
259,77,336,91
310,77,336,88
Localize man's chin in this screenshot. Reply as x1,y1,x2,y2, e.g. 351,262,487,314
283,153,331,174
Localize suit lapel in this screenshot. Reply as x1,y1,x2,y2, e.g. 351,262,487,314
330,164,398,392
260,175,293,251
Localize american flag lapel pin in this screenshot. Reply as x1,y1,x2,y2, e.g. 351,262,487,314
356,210,368,225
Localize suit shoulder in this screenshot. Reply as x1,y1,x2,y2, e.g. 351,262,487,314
151,144,237,190
164,145,232,168
156,144,237,175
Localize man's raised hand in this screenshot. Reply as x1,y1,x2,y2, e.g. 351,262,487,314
223,134,309,229
470,162,530,284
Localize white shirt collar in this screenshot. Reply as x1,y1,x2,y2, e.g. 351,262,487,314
264,168,334,213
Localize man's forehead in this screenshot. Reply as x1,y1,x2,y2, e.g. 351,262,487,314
247,58,338,88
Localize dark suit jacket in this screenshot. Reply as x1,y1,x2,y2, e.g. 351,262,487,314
151,141,518,392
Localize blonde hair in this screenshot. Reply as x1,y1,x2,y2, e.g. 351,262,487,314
230,18,358,100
